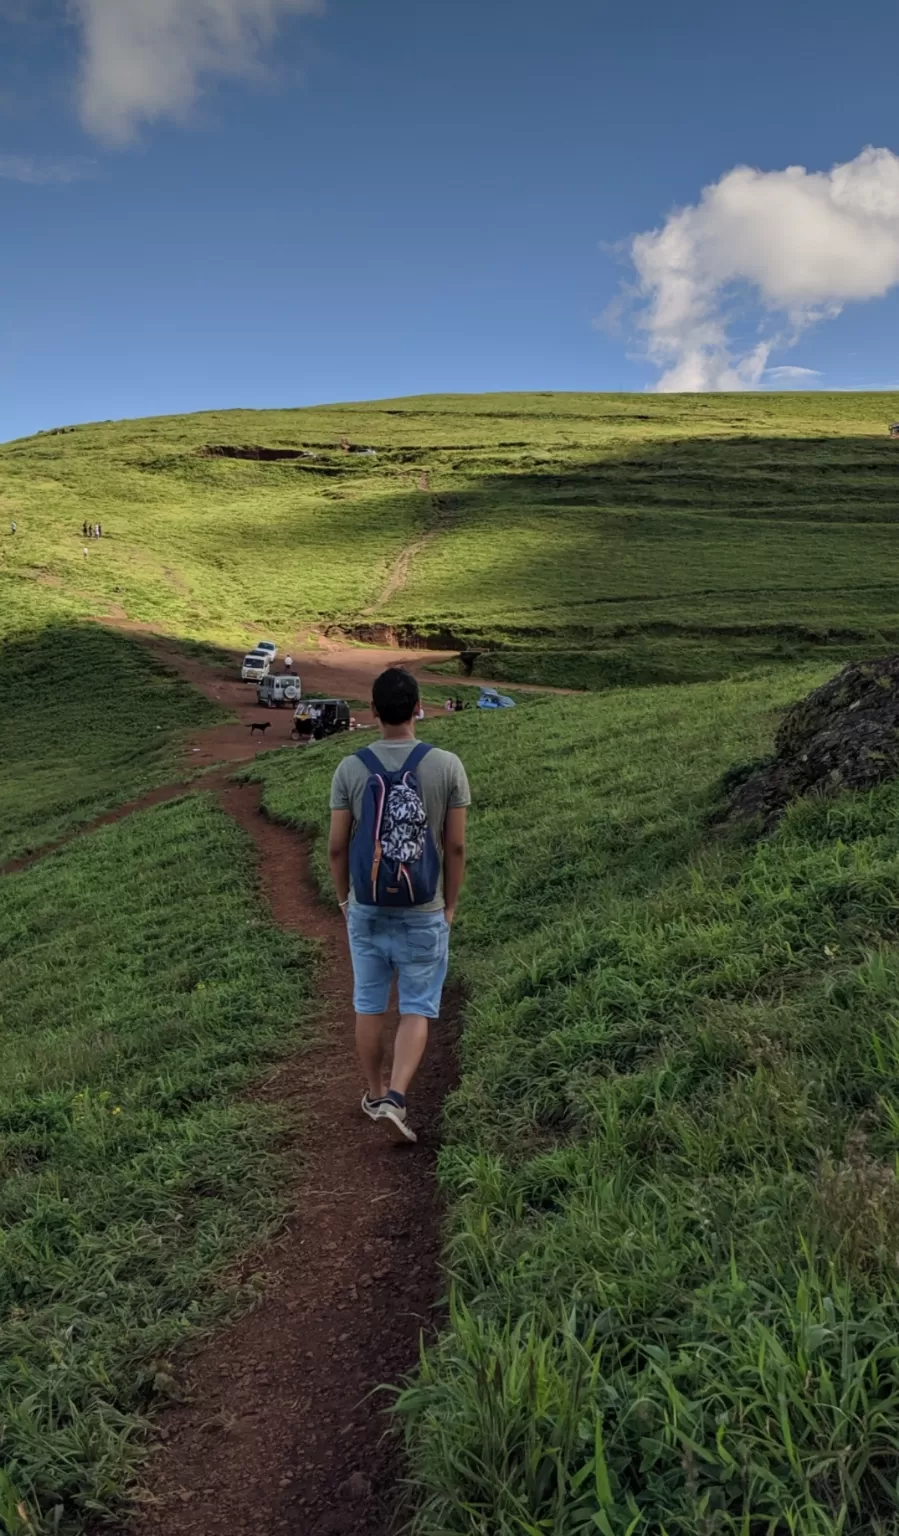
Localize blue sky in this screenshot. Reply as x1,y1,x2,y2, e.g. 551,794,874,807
1,0,898,439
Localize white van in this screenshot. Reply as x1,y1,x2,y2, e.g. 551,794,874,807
256,673,301,707
241,652,271,682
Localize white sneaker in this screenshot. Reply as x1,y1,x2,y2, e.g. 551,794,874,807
375,1099,417,1143
361,1092,384,1121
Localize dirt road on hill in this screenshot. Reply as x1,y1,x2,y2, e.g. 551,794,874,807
127,633,459,770
10,635,462,1536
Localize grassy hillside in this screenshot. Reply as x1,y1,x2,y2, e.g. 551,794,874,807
0,624,224,863
4,393,899,687
0,796,317,1532
253,669,899,1535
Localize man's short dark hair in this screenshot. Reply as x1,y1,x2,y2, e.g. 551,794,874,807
372,666,420,725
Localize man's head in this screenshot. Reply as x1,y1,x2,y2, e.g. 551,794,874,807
371,666,420,726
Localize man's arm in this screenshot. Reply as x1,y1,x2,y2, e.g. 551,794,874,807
442,806,467,924
328,809,353,907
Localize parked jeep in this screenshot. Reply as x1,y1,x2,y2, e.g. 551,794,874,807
257,673,301,708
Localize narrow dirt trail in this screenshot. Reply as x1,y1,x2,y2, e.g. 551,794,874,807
0,774,231,875
125,782,457,1536
363,487,456,615
8,636,460,1536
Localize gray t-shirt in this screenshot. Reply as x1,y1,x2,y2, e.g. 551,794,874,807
330,738,471,911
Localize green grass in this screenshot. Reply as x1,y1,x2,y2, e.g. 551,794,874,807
0,624,225,863
251,668,899,1534
5,393,899,687
0,794,318,1534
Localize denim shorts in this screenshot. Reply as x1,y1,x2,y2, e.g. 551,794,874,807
346,905,450,1018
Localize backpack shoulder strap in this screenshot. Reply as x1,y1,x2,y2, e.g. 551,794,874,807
355,746,384,775
402,742,433,773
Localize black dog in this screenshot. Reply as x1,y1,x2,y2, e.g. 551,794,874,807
249,721,271,736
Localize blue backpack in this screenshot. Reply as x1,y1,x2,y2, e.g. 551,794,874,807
350,743,441,906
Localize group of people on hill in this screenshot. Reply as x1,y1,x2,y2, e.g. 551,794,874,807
82,521,102,538
443,696,466,713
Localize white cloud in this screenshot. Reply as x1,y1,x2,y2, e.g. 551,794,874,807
0,153,95,183
74,0,323,145
765,365,822,381
624,146,899,391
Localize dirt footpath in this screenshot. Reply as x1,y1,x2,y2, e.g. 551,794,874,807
125,783,457,1536
92,639,462,1535
5,700,458,1533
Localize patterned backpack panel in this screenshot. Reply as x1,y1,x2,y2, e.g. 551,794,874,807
381,779,429,864
350,742,442,906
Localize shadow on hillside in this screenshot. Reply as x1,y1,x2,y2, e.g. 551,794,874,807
11,431,899,693
195,434,899,650
465,434,899,521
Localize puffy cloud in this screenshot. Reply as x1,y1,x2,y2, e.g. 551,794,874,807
0,153,95,183
625,147,899,391
74,0,323,145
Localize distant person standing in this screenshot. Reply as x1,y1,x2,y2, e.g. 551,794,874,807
82,521,88,538
10,520,16,534
285,655,293,671
97,523,102,538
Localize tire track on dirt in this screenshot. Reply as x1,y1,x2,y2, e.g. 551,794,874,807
4,640,457,1536
364,483,456,615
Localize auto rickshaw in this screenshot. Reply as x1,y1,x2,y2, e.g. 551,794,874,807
293,698,351,740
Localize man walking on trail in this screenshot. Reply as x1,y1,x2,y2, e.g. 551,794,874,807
328,666,469,1143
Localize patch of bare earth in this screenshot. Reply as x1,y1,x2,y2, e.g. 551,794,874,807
121,782,458,1536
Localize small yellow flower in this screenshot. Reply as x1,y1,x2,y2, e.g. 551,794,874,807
112,1106,122,1116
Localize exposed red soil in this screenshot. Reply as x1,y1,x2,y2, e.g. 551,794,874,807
120,782,458,1536
102,629,456,771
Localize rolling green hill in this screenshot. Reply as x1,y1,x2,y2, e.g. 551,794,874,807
4,392,899,687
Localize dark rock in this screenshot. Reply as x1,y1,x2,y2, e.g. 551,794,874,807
718,656,899,830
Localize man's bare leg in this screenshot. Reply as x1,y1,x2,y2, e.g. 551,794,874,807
355,1012,390,1099
389,1013,429,1097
